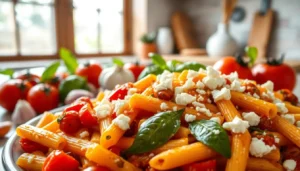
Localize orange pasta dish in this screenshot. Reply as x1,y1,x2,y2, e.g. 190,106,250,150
15,66,300,171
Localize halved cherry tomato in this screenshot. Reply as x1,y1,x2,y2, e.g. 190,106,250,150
109,146,122,155
59,111,81,134
181,159,217,171
124,62,146,81
0,79,32,111
79,104,98,127
75,96,93,108
108,83,133,102
43,150,79,171
258,116,276,131
19,138,48,153
253,132,276,146
83,166,110,171
75,62,102,88
64,102,86,113
16,72,40,86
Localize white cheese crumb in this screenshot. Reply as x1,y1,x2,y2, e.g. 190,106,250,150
127,88,137,95
113,114,131,131
296,121,300,128
198,95,204,102
202,66,225,90
79,131,89,139
230,80,245,92
261,81,274,92
249,137,276,157
210,117,221,124
281,114,296,125
94,99,112,119
112,100,126,114
274,136,280,144
192,101,205,108
212,130,220,135
182,78,195,90
212,87,231,102
253,93,260,99
283,159,297,171
175,87,184,95
154,70,173,91
175,93,196,105
242,112,260,126
222,72,238,82
173,106,178,111
185,114,196,122
196,81,204,89
160,102,169,110
276,103,288,114
198,68,207,74
195,107,212,117
222,116,249,133
187,70,199,78
196,89,206,94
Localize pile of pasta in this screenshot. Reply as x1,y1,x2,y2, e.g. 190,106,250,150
15,66,300,171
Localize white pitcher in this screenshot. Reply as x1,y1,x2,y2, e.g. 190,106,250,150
156,27,174,54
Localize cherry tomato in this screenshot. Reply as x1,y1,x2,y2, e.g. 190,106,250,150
124,62,146,81
27,84,59,114
16,72,40,86
75,62,102,88
108,83,133,102
213,57,254,80
59,111,81,134
64,102,86,113
181,159,217,171
83,166,110,171
277,89,298,105
252,57,296,91
19,138,48,153
258,116,276,132
75,96,93,108
43,150,80,171
79,104,98,127
0,79,32,111
253,132,276,146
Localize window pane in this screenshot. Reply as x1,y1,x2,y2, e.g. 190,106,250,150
16,3,56,55
0,1,17,56
19,0,54,5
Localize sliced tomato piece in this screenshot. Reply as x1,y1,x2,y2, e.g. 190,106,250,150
79,104,98,127
19,138,48,153
181,159,217,171
108,83,133,102
75,96,93,108
64,102,86,112
43,150,79,171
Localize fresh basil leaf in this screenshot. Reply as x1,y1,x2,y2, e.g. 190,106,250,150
40,61,60,82
112,58,125,67
167,60,183,72
149,53,167,69
59,48,78,74
245,46,258,66
174,62,206,72
0,69,14,78
125,109,184,154
189,120,231,158
137,65,165,80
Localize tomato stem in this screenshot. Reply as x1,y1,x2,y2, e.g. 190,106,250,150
267,54,285,66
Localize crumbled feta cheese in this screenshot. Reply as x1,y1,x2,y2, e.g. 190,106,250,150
296,121,300,127
196,89,206,94
196,107,212,117
274,136,280,144
222,116,249,133
276,103,288,114
113,114,131,130
182,78,195,90
112,100,126,114
94,99,112,119
207,99,212,103
230,80,245,92
210,117,221,124
187,70,199,78
154,70,173,91
175,93,196,105
281,114,295,124
242,112,260,126
173,106,178,111
202,66,225,90
261,81,274,92
160,102,169,110
249,137,276,157
175,87,184,95
192,101,205,108
213,130,220,135
79,131,89,139
223,72,238,82
212,87,231,102
196,81,204,89
253,93,260,99
198,95,204,101
283,159,297,171
185,114,196,122
127,88,137,95
198,68,207,74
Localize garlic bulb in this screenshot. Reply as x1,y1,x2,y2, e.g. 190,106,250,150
65,89,94,105
12,100,36,126
99,65,135,90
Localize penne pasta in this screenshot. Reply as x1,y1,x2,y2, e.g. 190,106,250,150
268,131,292,146
285,102,300,114
173,126,191,139
115,137,134,150
80,156,95,169
246,157,284,171
99,117,112,134
36,112,56,128
75,128,90,140
96,92,105,102
141,87,154,96
17,153,46,171
134,74,156,92
42,119,60,133
90,131,101,143
151,138,188,154
262,148,280,162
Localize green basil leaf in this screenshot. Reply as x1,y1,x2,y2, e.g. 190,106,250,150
137,65,165,80
0,69,14,78
167,60,183,72
125,109,184,154
59,48,78,74
174,62,206,72
112,58,125,67
245,46,258,66
149,53,167,69
40,61,60,82
189,120,231,158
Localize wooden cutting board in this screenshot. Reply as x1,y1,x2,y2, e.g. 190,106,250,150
248,10,274,58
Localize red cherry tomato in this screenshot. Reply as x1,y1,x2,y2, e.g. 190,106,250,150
75,96,93,108
254,133,276,146
59,111,81,134
0,79,32,111
108,83,133,102
64,102,86,113
258,116,276,132
79,104,98,127
213,57,254,80
19,138,48,153
181,159,217,171
75,62,102,88
83,166,111,171
43,150,80,171
124,62,146,81
16,72,40,86
252,63,296,91
27,84,59,114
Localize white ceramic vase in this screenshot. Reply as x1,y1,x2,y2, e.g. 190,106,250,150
206,23,238,57
156,27,174,54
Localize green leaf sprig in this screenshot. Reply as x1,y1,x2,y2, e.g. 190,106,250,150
113,58,125,67
0,69,14,78
40,61,60,82
59,48,78,74
245,46,258,67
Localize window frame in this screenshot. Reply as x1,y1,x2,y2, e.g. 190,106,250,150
0,0,132,61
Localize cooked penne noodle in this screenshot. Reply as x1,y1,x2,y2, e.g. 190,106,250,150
96,92,105,102
17,153,46,171
42,119,60,133
285,102,300,114
80,156,95,169
173,126,191,139
152,138,188,154
292,114,300,121
100,118,112,134
134,74,156,92
86,144,141,171
16,125,66,150
149,142,217,170
75,128,90,140
231,91,277,118
36,112,56,128
268,131,292,146
204,103,220,113
115,137,134,150
141,87,154,96
262,148,280,162
178,70,189,82
272,115,300,148
90,131,101,143
246,157,284,171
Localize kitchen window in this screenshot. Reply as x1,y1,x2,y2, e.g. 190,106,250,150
0,0,131,61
